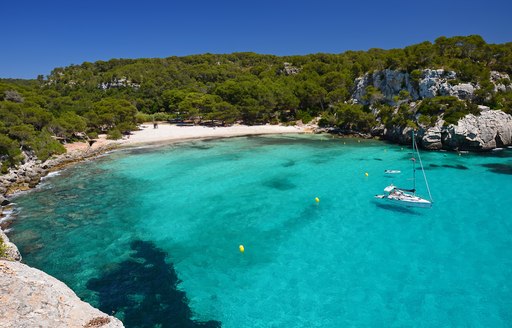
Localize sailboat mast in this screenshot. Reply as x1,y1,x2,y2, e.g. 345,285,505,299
412,130,416,193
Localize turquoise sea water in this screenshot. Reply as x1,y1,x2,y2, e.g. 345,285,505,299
8,135,512,327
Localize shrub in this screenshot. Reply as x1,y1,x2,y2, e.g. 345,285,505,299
0,134,22,170
296,110,313,124
318,113,337,127
334,103,376,132
418,114,429,126
135,112,153,124
87,131,98,139
26,131,66,161
107,128,123,140
443,111,467,125
410,69,422,85
152,112,173,122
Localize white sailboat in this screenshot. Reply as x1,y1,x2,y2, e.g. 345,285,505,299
375,130,433,208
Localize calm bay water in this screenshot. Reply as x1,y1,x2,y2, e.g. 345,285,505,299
8,135,512,327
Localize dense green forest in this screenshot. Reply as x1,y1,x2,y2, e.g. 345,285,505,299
1,35,512,171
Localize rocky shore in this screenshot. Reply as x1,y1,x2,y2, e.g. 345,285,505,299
0,138,124,328
0,138,119,241
320,109,512,151
0,139,117,199
0,260,123,328
386,109,512,151
0,124,307,328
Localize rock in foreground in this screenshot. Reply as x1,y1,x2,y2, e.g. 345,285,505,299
0,229,22,262
0,260,123,328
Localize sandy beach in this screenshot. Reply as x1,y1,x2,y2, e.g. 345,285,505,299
64,123,309,154
119,123,308,146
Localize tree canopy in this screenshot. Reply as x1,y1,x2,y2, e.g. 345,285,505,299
1,35,512,169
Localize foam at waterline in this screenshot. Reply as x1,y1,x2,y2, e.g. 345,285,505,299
42,170,61,179
0,205,17,226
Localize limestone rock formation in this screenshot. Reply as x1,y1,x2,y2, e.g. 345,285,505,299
377,110,512,151
420,124,443,150
280,62,301,75
350,68,512,150
0,260,124,328
442,110,512,151
0,229,21,261
352,68,485,104
98,77,140,90
490,71,512,93
352,69,417,104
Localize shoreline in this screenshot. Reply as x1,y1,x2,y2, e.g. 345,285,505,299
118,122,310,147
2,123,311,196
0,123,311,255
0,122,312,326
0,123,312,224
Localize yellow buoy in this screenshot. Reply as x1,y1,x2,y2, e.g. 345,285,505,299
365,172,369,177
315,197,320,203
239,245,245,253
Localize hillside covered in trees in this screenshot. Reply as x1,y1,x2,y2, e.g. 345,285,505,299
1,35,512,171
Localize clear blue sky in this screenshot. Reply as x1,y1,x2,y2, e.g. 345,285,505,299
1,0,511,79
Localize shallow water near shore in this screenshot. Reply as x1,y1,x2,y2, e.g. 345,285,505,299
9,135,512,327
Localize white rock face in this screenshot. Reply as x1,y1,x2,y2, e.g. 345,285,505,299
490,71,512,93
443,110,512,150
98,77,140,90
373,69,418,100
281,62,301,75
450,83,476,99
352,68,481,103
418,69,456,98
421,121,444,150
385,111,512,150
0,260,124,328
353,69,418,104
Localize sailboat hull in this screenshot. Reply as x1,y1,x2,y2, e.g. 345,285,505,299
379,194,432,208
386,197,432,208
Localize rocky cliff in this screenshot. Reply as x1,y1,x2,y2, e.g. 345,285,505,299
441,109,512,150
352,69,510,105
380,109,512,151
0,140,125,328
350,68,512,150
0,260,123,328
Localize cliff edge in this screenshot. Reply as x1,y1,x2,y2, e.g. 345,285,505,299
0,260,123,328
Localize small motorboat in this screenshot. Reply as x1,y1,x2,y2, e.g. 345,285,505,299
384,169,401,174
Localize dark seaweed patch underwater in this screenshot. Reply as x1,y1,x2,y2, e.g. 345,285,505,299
87,240,221,328
481,163,512,175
